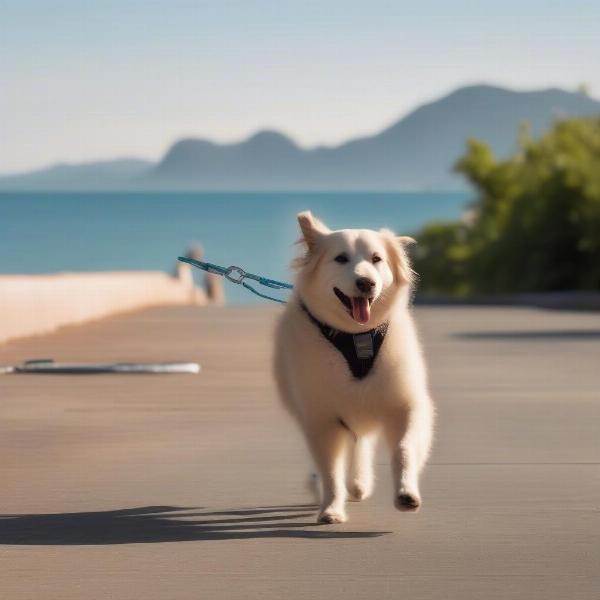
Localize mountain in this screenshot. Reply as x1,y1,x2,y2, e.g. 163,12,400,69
147,86,600,191
0,158,152,191
2,85,599,191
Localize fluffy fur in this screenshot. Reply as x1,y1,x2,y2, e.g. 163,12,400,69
274,211,434,524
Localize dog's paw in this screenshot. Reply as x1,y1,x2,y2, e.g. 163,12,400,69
347,481,373,502
317,509,347,524
394,492,421,512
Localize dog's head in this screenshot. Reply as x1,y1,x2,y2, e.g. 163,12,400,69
293,211,415,331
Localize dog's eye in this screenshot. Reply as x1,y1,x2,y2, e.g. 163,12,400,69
372,255,382,264
334,254,349,264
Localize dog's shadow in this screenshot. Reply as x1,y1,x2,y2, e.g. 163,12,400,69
0,504,388,545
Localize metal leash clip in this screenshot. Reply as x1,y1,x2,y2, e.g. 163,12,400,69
224,266,247,284
178,256,293,303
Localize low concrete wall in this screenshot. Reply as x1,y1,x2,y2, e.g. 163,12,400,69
0,268,209,345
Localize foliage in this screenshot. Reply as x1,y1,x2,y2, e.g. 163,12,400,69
413,117,600,294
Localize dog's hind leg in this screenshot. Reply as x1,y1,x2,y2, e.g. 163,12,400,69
304,421,350,524
347,433,377,501
306,471,321,503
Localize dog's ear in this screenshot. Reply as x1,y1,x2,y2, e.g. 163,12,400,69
292,211,330,270
397,236,417,247
380,229,416,285
297,211,330,252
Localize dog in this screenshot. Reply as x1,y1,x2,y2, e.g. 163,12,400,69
274,211,434,524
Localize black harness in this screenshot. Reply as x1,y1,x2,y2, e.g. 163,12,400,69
301,303,389,380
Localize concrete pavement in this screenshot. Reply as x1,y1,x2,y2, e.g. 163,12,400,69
1,305,599,599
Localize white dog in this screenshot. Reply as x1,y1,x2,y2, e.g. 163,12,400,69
274,211,434,524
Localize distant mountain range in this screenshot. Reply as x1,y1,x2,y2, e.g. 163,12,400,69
0,158,152,191
2,85,599,192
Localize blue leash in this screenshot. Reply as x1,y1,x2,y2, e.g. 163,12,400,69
178,257,293,304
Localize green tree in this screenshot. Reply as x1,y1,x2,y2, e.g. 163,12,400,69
414,117,600,295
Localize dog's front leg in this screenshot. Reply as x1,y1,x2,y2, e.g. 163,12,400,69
304,420,349,524
347,433,377,502
384,402,433,511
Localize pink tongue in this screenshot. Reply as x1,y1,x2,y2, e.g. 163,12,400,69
351,297,371,324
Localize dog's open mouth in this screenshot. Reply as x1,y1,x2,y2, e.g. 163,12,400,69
334,287,373,325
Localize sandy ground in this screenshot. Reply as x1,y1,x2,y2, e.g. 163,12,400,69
0,305,599,599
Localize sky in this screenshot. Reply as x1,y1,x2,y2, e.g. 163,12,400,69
1,0,599,173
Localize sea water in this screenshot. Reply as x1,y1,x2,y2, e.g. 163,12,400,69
0,192,469,303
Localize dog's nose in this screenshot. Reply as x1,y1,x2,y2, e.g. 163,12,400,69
356,277,375,294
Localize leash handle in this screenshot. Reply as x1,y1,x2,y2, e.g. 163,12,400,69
177,257,293,303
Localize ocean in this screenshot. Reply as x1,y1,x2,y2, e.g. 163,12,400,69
0,192,469,303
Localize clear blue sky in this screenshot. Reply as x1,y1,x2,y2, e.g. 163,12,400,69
1,0,599,173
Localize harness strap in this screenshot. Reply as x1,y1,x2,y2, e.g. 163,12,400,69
300,303,389,380
178,256,389,379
